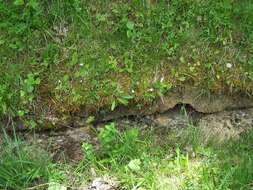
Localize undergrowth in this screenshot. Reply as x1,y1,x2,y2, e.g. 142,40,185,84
0,0,253,128
79,123,253,190
1,122,253,189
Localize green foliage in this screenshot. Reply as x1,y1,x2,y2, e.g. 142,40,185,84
0,135,51,190
0,0,253,127
111,86,134,111
2,122,253,189
81,123,253,189
81,143,96,163
0,132,76,190
82,123,144,166
20,73,40,105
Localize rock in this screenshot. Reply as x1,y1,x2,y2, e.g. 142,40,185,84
76,177,118,190
89,177,118,190
198,108,253,142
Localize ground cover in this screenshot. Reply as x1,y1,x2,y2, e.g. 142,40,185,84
1,120,253,189
1,0,253,128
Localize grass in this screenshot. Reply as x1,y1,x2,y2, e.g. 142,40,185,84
78,123,253,190
1,121,253,189
0,130,79,190
0,131,51,189
0,0,253,128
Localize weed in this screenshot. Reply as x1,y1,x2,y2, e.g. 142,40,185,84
82,123,144,167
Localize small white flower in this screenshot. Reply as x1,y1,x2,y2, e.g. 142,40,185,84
160,76,164,82
131,89,135,93
149,88,154,92
226,63,232,68
79,63,84,66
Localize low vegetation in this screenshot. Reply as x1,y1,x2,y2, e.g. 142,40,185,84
0,132,51,189
1,122,253,189
1,1,252,189
1,0,253,128
80,123,253,189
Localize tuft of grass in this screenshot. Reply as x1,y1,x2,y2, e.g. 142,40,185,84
0,130,52,190
81,122,151,168
0,129,60,190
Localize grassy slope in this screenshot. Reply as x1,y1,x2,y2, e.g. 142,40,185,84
0,0,253,127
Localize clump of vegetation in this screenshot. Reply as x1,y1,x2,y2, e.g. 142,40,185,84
82,122,151,166
0,131,75,190
0,134,50,189
80,123,253,189
0,0,253,128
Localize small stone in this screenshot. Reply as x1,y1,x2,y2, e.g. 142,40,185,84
90,177,117,190
226,63,232,68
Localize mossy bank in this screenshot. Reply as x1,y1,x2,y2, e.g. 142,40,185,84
1,0,253,129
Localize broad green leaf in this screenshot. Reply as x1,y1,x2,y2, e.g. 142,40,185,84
28,0,39,9
70,52,78,66
122,95,134,99
126,21,134,30
127,159,141,171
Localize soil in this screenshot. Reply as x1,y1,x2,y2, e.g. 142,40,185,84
17,105,253,162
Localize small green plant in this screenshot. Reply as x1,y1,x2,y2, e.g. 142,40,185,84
111,86,134,111
81,143,96,164
126,20,137,40
82,123,142,167
20,73,40,103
